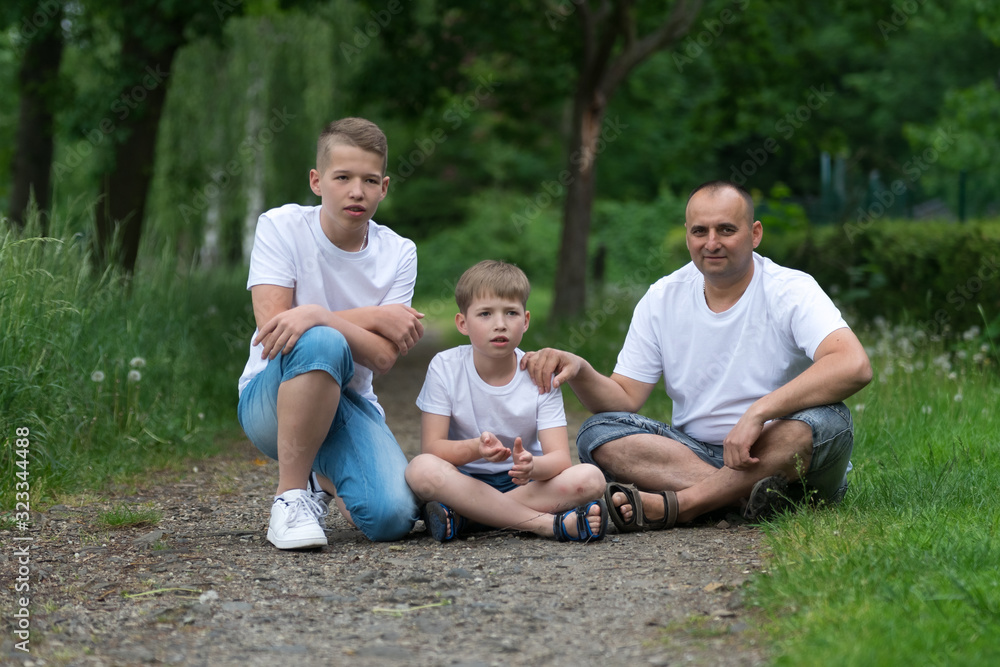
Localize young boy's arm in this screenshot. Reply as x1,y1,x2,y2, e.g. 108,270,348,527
420,412,513,467
508,427,572,485
252,284,418,375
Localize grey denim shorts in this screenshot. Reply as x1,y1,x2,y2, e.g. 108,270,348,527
576,403,854,503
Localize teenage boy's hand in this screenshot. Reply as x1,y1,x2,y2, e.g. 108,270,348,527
372,304,425,355
479,431,512,463
508,437,533,485
255,304,328,360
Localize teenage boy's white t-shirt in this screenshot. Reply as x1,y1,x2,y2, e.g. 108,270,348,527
615,252,848,445
237,203,417,411
416,346,567,476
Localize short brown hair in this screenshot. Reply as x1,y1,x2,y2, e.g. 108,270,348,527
317,117,388,175
687,180,755,224
455,260,531,313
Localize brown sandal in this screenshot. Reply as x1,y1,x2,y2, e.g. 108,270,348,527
604,482,677,532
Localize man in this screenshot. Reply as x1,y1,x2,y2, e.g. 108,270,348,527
522,181,872,529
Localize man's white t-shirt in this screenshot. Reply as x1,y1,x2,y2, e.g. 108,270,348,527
237,204,417,411
615,252,848,445
416,346,567,475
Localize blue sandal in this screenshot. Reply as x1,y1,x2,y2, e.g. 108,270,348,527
423,502,467,542
554,498,608,542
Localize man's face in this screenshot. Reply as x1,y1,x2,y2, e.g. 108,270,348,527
684,188,762,285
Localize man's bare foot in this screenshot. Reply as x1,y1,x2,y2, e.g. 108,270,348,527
610,489,666,522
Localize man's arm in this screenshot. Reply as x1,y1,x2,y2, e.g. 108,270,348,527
251,284,422,374
723,327,873,469
520,348,657,414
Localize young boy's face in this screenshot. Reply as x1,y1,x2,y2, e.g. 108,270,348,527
309,143,389,233
456,293,530,359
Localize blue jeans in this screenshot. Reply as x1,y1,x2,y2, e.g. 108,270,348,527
238,326,418,541
577,403,854,503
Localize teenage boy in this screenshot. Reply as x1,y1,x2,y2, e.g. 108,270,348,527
405,260,608,542
238,117,424,549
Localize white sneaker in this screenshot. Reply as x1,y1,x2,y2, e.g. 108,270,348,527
308,472,334,529
267,489,328,550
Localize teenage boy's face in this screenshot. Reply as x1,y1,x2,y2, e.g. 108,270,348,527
456,294,530,358
309,144,389,231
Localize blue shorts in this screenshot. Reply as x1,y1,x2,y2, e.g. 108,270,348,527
464,469,518,494
576,403,854,503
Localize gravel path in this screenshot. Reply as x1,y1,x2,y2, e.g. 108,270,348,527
2,336,768,666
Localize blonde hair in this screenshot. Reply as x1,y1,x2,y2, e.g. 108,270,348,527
317,117,388,175
455,260,531,313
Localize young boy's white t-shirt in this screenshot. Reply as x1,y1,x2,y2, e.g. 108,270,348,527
416,346,567,475
237,203,417,412
615,252,848,445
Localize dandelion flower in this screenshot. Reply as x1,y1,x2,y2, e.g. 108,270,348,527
91,370,106,383
128,370,142,382
129,357,147,368
854,403,866,413
921,405,932,415
954,393,963,403
198,412,205,420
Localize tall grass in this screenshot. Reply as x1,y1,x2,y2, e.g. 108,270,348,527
0,217,250,506
750,320,1000,665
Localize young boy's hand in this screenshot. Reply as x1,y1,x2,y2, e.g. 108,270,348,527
479,431,512,463
508,437,533,485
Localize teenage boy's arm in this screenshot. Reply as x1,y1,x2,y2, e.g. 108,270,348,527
252,284,420,375
521,348,656,414
420,413,512,466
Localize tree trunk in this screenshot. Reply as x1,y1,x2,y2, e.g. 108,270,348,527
8,2,64,234
94,39,179,273
551,86,606,320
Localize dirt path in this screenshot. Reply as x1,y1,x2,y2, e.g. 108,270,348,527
2,335,768,666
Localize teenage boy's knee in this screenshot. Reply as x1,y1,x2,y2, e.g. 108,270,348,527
292,326,354,375
364,492,418,542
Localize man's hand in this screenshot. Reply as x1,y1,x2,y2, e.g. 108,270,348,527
508,437,533,485
520,348,582,393
370,304,425,355
722,411,765,470
479,432,512,463
254,304,327,360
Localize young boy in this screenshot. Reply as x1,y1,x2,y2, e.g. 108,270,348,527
237,117,424,550
405,260,608,542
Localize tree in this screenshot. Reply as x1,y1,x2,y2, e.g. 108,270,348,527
549,0,703,318
5,0,65,234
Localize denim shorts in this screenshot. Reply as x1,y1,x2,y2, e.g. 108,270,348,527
576,403,854,503
464,469,518,494
238,326,418,541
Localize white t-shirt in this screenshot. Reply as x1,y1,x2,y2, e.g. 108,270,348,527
237,203,417,411
416,346,567,475
615,252,848,445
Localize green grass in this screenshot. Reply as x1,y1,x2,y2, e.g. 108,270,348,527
98,503,163,528
0,216,250,507
749,322,1000,666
